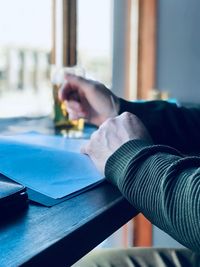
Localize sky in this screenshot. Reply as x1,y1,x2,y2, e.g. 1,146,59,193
78,0,112,56
0,0,51,49
0,0,112,56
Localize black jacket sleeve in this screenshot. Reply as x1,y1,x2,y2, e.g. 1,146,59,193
119,99,200,155
106,140,200,252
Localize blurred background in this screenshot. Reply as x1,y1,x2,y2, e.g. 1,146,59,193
0,0,114,117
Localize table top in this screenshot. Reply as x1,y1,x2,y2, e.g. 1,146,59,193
0,181,137,267
0,117,138,267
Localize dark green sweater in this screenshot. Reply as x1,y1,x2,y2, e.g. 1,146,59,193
105,99,200,252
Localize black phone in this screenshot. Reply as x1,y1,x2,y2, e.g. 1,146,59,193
0,174,28,216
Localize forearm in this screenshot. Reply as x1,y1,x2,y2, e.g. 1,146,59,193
105,140,200,252
119,99,200,154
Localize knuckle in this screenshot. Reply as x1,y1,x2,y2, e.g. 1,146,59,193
122,111,131,117
103,117,114,126
103,119,111,126
121,112,137,120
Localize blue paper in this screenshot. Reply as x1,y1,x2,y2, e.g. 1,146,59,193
0,133,103,205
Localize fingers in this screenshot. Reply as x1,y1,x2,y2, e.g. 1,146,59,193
67,109,86,120
59,75,87,101
80,130,98,155
58,75,90,120
63,100,88,120
66,100,83,111
59,82,79,101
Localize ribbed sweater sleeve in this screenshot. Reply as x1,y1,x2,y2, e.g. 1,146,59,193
105,140,200,252
119,99,200,155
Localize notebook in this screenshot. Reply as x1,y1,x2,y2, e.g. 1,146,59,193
0,133,104,206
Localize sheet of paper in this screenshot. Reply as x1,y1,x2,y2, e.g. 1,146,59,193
1,132,88,152
0,133,103,201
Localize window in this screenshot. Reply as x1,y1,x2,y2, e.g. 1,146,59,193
0,0,52,117
77,0,113,87
77,0,139,100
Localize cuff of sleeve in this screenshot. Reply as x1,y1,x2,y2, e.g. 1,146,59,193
105,139,153,186
119,98,132,114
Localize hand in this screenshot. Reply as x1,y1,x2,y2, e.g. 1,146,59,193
81,112,152,174
59,74,120,126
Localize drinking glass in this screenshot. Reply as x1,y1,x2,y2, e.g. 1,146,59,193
51,66,85,132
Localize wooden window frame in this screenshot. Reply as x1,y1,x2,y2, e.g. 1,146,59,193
137,0,157,100
52,0,77,67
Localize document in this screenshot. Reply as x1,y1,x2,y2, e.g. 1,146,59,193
0,133,104,206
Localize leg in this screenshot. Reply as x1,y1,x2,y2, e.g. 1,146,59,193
72,247,200,267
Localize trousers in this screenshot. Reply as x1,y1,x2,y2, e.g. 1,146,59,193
72,247,200,267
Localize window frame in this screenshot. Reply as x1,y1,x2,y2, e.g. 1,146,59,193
52,0,77,67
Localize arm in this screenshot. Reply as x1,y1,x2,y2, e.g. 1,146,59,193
119,99,200,154
82,112,200,253
105,139,200,252
60,75,200,153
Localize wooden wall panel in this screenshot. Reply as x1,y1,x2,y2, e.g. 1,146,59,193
133,0,157,246
137,0,157,99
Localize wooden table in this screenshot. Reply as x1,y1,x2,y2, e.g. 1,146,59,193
0,117,138,267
